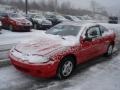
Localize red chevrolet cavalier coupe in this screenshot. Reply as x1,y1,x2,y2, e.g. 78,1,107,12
2,13,32,32
9,22,116,79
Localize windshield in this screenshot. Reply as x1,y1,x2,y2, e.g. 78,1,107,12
33,15,45,19
46,25,80,36
9,13,23,18
45,15,56,19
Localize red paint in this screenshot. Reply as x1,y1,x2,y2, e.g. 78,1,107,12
9,24,116,78
1,14,32,32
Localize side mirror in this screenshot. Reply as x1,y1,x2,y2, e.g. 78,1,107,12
80,36,92,43
84,37,92,41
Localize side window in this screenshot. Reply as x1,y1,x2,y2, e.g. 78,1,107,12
100,25,108,34
87,26,101,38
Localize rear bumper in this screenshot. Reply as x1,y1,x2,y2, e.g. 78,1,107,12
9,53,58,78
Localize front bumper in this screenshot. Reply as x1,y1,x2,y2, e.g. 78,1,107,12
14,25,32,32
9,53,58,78
34,23,52,30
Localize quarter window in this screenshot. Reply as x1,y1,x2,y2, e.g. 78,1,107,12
99,25,108,34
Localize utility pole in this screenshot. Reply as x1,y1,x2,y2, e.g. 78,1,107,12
91,0,96,19
25,0,28,15
54,0,58,14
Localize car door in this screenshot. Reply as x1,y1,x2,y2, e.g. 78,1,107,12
78,26,101,63
99,25,110,54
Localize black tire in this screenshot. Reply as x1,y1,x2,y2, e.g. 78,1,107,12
9,25,13,31
33,24,38,29
57,56,75,79
105,44,114,56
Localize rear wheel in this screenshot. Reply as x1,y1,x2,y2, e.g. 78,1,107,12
57,56,75,79
105,44,114,56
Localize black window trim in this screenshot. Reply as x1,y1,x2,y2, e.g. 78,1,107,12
85,25,102,39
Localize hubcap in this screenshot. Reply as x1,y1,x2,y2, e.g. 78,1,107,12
108,45,113,55
62,61,73,76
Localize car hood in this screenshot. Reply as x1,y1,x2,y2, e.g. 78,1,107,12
11,18,31,23
15,33,77,56
33,18,45,22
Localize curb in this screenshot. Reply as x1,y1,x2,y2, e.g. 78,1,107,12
0,59,11,67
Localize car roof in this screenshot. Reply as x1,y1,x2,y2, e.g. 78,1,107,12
59,21,99,27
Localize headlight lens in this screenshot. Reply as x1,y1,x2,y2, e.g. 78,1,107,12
28,55,49,63
11,48,49,63
16,22,22,25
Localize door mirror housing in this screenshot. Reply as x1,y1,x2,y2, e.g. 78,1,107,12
80,36,92,43
84,37,92,41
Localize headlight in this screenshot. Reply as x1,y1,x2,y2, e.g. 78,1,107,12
27,21,32,26
16,22,22,25
28,55,49,63
11,48,49,63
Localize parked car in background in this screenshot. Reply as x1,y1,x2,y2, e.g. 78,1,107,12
9,22,116,79
77,16,84,20
109,16,118,24
28,13,52,30
0,12,7,20
56,15,70,22
77,15,96,23
45,14,69,26
64,15,81,22
1,13,32,32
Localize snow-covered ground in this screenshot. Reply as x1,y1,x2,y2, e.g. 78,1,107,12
0,29,45,45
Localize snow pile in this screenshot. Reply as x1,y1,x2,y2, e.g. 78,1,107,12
0,30,45,45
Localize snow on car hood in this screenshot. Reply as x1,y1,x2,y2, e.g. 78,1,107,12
11,18,31,23
15,33,77,56
33,18,45,23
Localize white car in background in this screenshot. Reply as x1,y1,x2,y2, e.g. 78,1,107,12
64,15,81,22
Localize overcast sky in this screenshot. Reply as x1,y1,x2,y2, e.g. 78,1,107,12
29,0,120,15
61,0,120,15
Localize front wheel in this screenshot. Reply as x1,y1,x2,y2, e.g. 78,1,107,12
57,56,75,79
